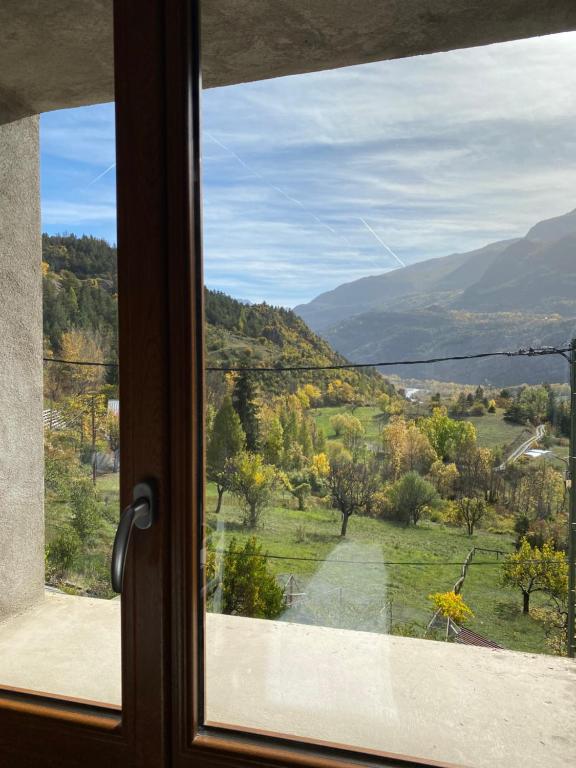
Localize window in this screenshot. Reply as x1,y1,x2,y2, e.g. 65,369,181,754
0,3,574,768
199,29,576,768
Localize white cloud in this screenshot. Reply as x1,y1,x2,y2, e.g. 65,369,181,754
40,31,576,307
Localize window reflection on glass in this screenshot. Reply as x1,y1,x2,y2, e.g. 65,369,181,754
202,29,576,768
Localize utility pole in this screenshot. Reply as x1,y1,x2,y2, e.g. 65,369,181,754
91,393,97,486
568,338,576,658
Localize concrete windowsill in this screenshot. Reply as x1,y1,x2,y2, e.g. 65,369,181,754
0,592,574,768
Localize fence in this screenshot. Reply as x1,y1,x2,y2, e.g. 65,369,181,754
426,545,505,635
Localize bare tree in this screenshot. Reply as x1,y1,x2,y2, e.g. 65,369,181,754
328,457,379,536
455,497,486,536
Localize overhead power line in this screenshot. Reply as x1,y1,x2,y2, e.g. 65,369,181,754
44,345,571,373
206,346,570,373
44,357,117,368
209,551,567,567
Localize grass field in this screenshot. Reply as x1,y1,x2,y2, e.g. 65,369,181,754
311,405,531,455
461,409,531,450
96,472,121,503
206,483,550,654
53,472,552,652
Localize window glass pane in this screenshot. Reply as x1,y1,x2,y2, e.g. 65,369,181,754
202,28,576,768
0,7,120,703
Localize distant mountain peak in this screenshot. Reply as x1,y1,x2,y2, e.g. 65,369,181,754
294,207,576,385
525,207,576,242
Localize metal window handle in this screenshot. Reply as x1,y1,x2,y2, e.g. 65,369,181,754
111,481,155,593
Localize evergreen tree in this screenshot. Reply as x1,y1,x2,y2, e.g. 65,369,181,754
232,371,260,450
314,427,327,453
299,419,313,458
206,396,246,513
206,537,284,619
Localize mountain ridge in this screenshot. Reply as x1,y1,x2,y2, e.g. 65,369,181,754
295,208,576,384
41,234,391,400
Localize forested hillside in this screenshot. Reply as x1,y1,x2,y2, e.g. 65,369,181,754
42,234,391,401
205,289,390,399
42,234,118,362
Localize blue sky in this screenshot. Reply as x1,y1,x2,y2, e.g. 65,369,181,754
41,31,576,307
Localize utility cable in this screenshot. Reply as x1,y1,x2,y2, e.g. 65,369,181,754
44,345,571,373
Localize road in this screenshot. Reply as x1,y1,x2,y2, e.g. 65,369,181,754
497,424,546,471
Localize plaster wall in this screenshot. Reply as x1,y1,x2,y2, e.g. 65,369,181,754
0,116,44,619
1,1,576,123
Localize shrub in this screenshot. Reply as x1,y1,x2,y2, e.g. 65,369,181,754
429,591,474,623
207,537,284,619
387,471,439,526
70,478,101,543
47,527,81,580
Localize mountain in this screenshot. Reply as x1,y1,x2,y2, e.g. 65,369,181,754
295,209,576,385
42,234,118,355
294,238,516,332
42,234,391,400
204,290,391,398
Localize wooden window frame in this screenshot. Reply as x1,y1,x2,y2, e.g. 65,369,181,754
0,0,183,765
169,3,459,768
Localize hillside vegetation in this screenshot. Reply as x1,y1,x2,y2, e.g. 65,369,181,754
42,233,391,401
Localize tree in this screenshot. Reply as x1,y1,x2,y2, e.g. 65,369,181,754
70,478,100,543
207,537,284,619
513,461,566,521
206,396,246,513
328,413,364,452
428,460,459,499
228,451,277,528
329,413,349,437
378,392,404,416
429,591,474,624
311,452,330,479
58,330,105,395
314,426,327,453
327,457,379,536
456,445,494,500
454,497,486,536
502,538,568,614
403,422,437,475
259,409,283,466
387,471,439,526
285,474,312,510
505,386,549,426
326,379,357,405
532,600,568,656
299,419,314,458
43,349,69,415
418,408,476,462
381,417,437,481
295,384,321,408
232,371,259,450
340,416,364,453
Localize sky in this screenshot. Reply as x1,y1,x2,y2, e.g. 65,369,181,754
41,30,576,307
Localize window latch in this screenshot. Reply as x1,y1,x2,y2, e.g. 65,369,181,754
111,481,155,593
